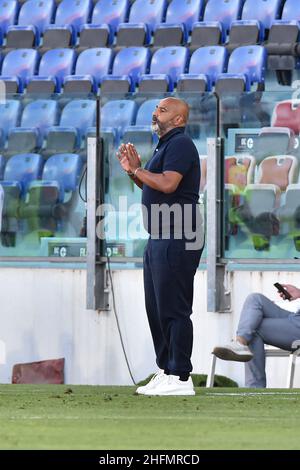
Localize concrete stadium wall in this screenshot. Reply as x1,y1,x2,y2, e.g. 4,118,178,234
0,267,300,388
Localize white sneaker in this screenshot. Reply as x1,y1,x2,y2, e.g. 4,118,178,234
144,375,195,396
136,369,166,395
213,340,253,362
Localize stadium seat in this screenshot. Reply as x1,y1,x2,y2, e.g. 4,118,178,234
43,0,93,49
2,153,44,198
64,48,113,94
117,0,166,46
254,127,296,163
139,46,189,92
177,46,228,92
101,99,138,144
224,155,256,241
225,155,256,191
0,0,18,35
215,45,267,93
101,47,150,93
207,340,300,388
0,49,39,94
79,0,129,48
153,0,204,47
0,153,44,246
271,100,300,135
227,0,282,52
256,155,299,193
27,49,76,94
22,153,83,214
7,100,59,155
190,0,243,49
6,0,55,49
0,100,21,149
122,98,160,162
46,100,95,155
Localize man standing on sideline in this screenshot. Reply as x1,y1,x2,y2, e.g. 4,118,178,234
117,97,204,396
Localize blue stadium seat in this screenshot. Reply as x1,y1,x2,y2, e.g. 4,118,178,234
64,48,113,94
241,0,282,29
1,153,43,224
43,0,93,48
215,45,267,93
26,153,83,207
6,0,55,49
0,0,18,35
27,49,76,94
122,99,160,161
101,47,150,93
46,100,95,154
227,0,282,52
191,0,243,48
154,0,204,46
79,0,129,47
100,99,138,147
2,153,43,196
0,153,44,245
20,154,84,233
7,100,59,154
178,46,228,92
0,49,39,94
139,46,189,92
117,0,166,46
0,100,21,149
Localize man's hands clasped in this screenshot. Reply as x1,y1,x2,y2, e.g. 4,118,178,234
117,143,142,176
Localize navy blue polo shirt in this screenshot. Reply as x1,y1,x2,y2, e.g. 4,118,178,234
142,127,201,237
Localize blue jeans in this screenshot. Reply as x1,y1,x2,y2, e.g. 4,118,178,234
237,293,300,387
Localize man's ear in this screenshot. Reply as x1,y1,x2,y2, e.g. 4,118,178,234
174,114,184,125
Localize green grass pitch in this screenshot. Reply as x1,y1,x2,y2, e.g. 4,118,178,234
0,385,300,450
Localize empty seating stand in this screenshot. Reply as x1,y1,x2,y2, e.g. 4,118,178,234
116,0,166,47
7,100,59,155
20,153,84,235
178,46,228,92
64,47,113,94
190,0,243,50
79,0,129,48
27,48,76,93
139,46,189,92
215,45,267,93
42,0,93,50
6,0,55,49
0,49,39,94
101,47,150,93
1,153,44,246
101,99,138,145
46,99,95,154
227,0,282,53
153,0,204,47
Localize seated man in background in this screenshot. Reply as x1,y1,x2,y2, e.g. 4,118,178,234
213,285,300,387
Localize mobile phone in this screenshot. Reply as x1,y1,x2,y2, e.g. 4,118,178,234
274,282,292,301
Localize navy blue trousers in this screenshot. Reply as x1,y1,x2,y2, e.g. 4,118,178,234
143,237,202,376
